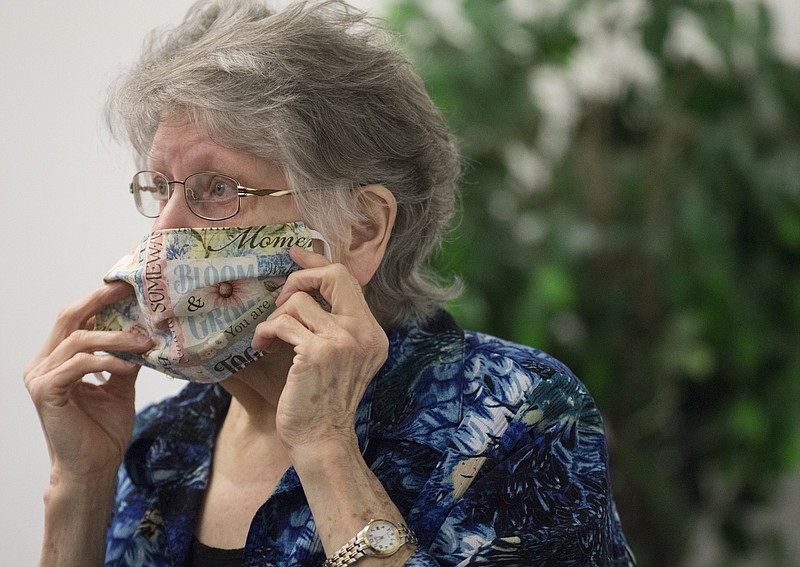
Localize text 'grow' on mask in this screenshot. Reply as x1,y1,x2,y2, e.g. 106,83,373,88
94,222,329,383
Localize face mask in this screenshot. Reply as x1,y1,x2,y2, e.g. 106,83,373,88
94,222,330,383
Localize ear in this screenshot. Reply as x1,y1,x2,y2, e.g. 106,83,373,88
344,184,397,286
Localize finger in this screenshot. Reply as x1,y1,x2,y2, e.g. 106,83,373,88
37,283,135,358
28,353,140,400
277,263,368,315
280,247,338,311
252,312,316,352
290,244,331,269
269,291,335,333
27,330,152,383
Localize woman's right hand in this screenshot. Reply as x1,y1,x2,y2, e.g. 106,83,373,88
24,282,154,484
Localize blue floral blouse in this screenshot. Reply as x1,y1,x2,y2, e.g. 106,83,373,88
105,311,635,566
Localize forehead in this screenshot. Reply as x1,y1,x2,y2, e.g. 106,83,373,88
148,119,239,169
147,119,282,184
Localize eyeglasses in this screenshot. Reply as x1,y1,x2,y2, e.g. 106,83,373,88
130,170,295,221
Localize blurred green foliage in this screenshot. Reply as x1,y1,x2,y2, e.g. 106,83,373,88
386,0,800,565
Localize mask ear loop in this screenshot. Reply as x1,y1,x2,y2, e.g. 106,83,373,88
305,229,335,312
309,229,333,262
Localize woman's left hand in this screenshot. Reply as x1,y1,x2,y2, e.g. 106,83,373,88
252,245,388,452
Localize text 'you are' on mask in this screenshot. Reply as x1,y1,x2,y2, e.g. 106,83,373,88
94,222,329,383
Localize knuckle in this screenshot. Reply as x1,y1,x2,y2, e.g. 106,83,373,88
55,303,83,328
330,333,352,350
24,378,42,400
279,290,303,307
22,368,37,391
285,291,319,313
298,291,320,307
71,351,95,367
369,334,389,354
23,364,53,398
22,359,40,381
283,271,298,286
67,328,92,345
274,313,296,326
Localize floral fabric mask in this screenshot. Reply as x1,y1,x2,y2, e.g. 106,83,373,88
94,222,329,383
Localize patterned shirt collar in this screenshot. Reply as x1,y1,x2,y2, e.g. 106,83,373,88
124,310,466,490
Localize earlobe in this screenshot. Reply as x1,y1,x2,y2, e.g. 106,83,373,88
346,185,397,286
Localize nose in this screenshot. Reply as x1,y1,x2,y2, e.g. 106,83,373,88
150,183,200,231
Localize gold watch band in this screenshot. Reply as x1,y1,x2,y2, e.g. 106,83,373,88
322,520,417,567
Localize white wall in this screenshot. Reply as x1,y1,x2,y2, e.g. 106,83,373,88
0,1,378,564
0,1,797,565
1,4,195,565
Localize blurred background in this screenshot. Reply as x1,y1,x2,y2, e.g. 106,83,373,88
2,0,798,565
384,1,800,565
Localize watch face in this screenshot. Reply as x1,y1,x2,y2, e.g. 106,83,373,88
365,520,401,555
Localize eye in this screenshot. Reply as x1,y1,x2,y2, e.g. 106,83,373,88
156,179,170,198
136,173,169,199
207,175,237,199
211,179,234,198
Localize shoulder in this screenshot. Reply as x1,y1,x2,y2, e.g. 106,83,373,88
418,329,634,564
452,331,618,534
374,312,605,454
460,329,604,436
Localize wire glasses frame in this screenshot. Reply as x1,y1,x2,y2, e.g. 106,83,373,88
130,170,295,221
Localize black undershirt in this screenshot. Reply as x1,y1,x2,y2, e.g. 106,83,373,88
190,537,245,567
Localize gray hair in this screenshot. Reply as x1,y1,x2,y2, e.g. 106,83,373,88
106,0,461,327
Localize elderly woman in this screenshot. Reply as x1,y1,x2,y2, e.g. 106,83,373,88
25,1,634,566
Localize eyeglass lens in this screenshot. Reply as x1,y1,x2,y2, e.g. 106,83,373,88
132,172,241,220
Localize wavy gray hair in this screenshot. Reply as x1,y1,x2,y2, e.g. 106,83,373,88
106,0,461,327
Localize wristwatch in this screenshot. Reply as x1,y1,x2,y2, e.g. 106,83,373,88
322,519,417,567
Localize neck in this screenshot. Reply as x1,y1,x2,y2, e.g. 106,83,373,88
218,344,293,436
210,346,295,481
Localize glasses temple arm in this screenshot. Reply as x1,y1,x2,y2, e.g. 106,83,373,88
238,188,294,198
